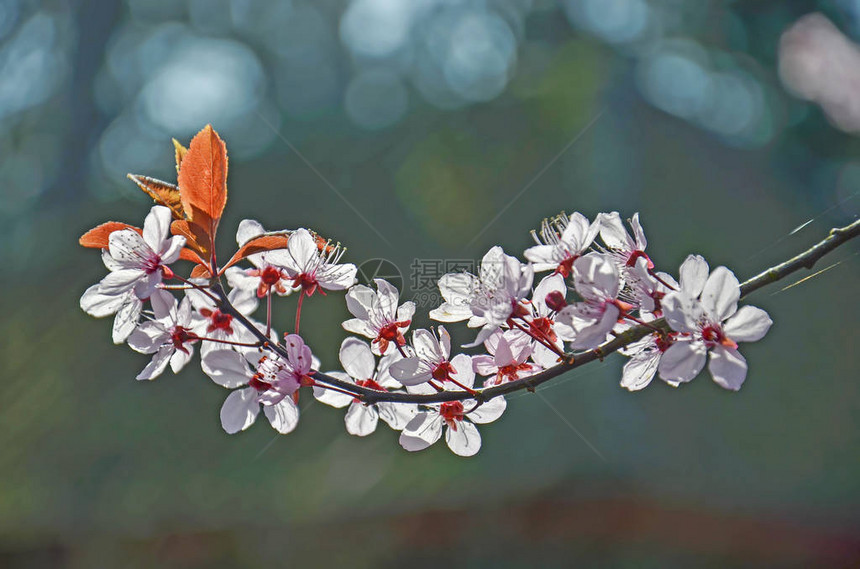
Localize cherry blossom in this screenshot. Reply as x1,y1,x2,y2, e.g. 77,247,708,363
399,396,507,457
472,330,541,386
79,284,143,344
226,220,297,299
430,246,534,347
555,254,628,349
202,334,314,434
126,289,197,380
342,278,415,355
518,273,567,367
659,261,773,390
266,228,357,296
313,338,417,436
597,211,653,273
186,286,261,357
525,211,599,277
388,326,475,391
96,206,186,300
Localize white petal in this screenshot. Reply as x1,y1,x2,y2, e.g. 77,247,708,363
573,254,620,301
388,357,429,386
339,338,375,380
679,255,709,298
108,230,149,268
621,350,660,391
472,355,498,377
449,354,476,389
399,412,443,452
220,388,260,434
149,289,177,321
159,235,186,264
112,296,143,344
344,403,379,436
629,212,647,250
202,349,250,388
374,278,399,318
377,402,417,430
533,274,567,315
313,372,354,408
523,244,559,268
662,292,705,334
396,301,416,322
597,211,632,251
468,396,506,424
98,269,144,296
345,284,374,320
284,228,317,272
413,328,443,362
319,263,357,290
708,346,748,391
342,318,375,339
236,219,266,246
429,302,473,322
127,321,167,354
170,347,193,374
570,304,619,350
723,305,773,343
142,206,173,251
80,285,124,317
658,341,707,383
136,345,173,380
701,266,740,321
437,272,479,306
445,420,482,457
263,398,301,434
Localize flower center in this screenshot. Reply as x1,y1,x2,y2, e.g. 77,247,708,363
141,253,162,274
626,250,654,269
356,378,385,391
200,308,234,334
260,265,282,285
431,361,456,383
440,401,465,430
170,325,195,353
701,324,737,349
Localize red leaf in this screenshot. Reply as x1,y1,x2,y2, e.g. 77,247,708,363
190,264,213,279
171,219,212,258
177,125,228,243
79,222,141,249
178,247,207,266
221,234,292,272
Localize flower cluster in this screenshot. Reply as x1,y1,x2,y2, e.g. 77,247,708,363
79,125,780,459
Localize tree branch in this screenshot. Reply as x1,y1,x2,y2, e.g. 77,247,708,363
213,218,860,406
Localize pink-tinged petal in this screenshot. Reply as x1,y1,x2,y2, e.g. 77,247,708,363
597,211,632,251
339,338,375,380
658,341,707,383
723,305,773,343
701,266,740,321
445,420,482,457
621,350,660,391
319,263,357,290
630,212,647,250
389,357,432,386
553,306,579,342
573,254,620,301
468,396,506,424
284,228,317,273
142,206,172,251
263,398,300,434
98,269,144,296
80,285,124,317
345,402,379,436
220,388,260,434
112,296,143,344
377,402,417,430
374,279,399,317
662,292,705,334
284,334,313,375
524,244,560,269
533,274,567,315
570,303,619,350
159,235,187,264
236,219,265,247
708,346,748,391
133,272,162,300
136,345,173,380
108,230,150,267
127,321,167,354
450,354,476,389
493,336,515,368
342,318,375,339
202,349,250,388
413,328,443,362
679,255,709,298
472,355,498,376
345,284,374,320
530,342,558,369
150,289,176,321
313,371,354,408
170,346,193,374
399,412,443,451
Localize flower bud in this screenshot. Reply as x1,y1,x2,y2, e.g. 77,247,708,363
545,291,567,312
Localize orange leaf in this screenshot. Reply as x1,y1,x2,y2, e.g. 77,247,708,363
171,219,212,258
79,222,141,249
221,234,292,272
177,124,228,241
127,174,184,220
178,247,207,266
172,138,187,175
190,264,213,279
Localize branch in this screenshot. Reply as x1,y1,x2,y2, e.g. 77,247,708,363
214,218,860,406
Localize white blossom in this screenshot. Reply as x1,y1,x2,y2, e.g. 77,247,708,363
342,279,415,356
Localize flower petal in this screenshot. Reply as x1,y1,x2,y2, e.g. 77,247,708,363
220,388,259,434
708,346,748,391
658,340,707,383
445,420,482,457
344,403,378,436
723,305,773,343
339,338,375,380
679,254,709,298
136,344,173,380
142,205,173,252
701,266,740,321
202,349,250,388
399,412,443,451
621,350,660,391
263,397,300,434
468,396,506,424
662,292,705,334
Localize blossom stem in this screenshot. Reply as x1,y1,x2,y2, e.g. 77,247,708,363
510,318,565,357
295,292,305,334
266,292,272,338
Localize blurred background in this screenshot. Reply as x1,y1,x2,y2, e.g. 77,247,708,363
1,0,859,566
